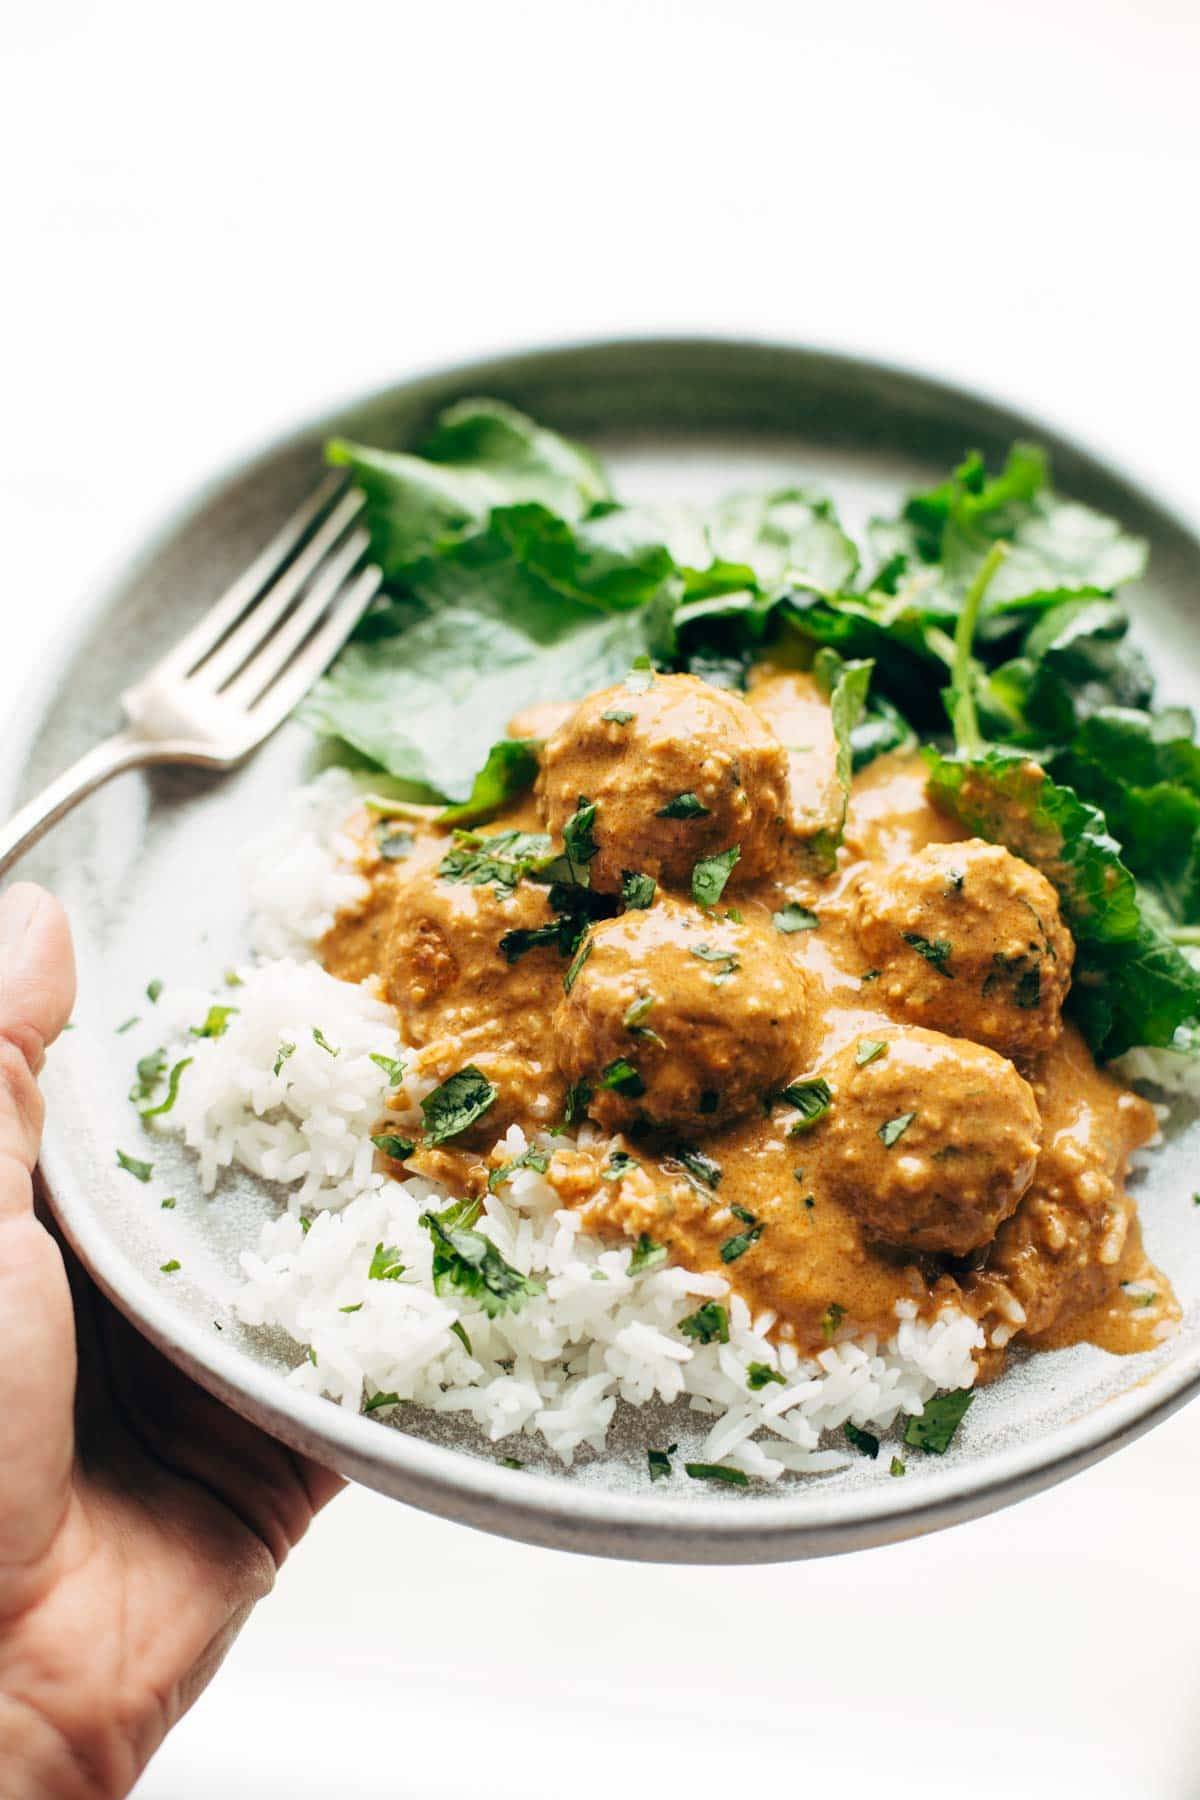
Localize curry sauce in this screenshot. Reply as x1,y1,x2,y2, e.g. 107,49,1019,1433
322,666,1177,1375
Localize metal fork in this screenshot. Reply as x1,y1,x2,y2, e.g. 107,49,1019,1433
0,477,382,879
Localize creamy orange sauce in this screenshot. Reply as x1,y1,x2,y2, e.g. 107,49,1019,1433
321,670,1175,1373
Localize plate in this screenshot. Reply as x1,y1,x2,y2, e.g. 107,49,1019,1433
14,338,1200,1563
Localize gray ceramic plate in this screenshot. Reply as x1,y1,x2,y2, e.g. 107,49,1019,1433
14,339,1200,1563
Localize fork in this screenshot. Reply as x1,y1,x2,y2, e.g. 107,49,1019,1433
0,477,382,880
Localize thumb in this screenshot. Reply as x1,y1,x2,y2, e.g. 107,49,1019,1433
0,884,78,1611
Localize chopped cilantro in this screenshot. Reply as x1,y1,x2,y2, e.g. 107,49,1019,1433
602,707,634,724
339,1302,363,1313
647,1447,673,1482
116,1016,139,1035
720,1214,763,1261
685,1463,749,1487
672,1146,722,1192
224,969,244,988
602,1149,637,1182
562,797,599,878
363,1390,402,1413
746,1362,785,1390
773,904,819,934
140,1056,193,1120
779,1077,833,1134
690,943,740,983
657,792,711,820
902,932,954,977
488,1144,550,1191
190,1004,238,1039
903,1389,974,1454
160,1196,176,1210
621,869,657,910
890,1456,907,1477
312,1027,339,1057
678,1302,730,1345
371,1134,415,1161
307,1346,318,1366
116,1149,153,1183
599,1057,645,1098
562,1079,592,1127
273,1041,296,1076
692,845,741,907
499,1456,524,1469
439,828,552,891
821,1302,845,1341
129,1048,167,1106
376,825,414,861
421,1065,497,1144
159,1259,181,1274
500,923,562,963
368,1242,406,1281
628,1232,668,1275
299,1216,312,1235
564,934,592,993
146,978,163,1004
855,1039,888,1067
844,1422,880,1459
420,1198,544,1317
878,1111,916,1147
449,1319,473,1353
370,1053,407,1085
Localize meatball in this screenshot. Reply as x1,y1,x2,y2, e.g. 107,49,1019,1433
850,839,1073,1059
818,1027,1042,1255
553,896,814,1133
536,672,790,894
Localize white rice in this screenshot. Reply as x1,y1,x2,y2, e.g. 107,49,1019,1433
145,771,982,1479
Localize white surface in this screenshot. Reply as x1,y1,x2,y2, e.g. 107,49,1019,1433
4,0,1199,1794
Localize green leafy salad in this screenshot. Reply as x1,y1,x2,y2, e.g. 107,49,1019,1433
303,397,1200,1070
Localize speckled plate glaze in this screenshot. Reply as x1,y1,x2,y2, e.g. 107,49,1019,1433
14,339,1200,1563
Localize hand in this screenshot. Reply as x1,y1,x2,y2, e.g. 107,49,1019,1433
0,885,342,1798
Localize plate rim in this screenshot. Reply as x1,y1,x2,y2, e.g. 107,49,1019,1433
19,333,1200,1563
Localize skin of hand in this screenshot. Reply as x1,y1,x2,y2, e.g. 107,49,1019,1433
0,885,343,1798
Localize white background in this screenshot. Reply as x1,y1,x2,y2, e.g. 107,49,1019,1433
5,1,1200,1794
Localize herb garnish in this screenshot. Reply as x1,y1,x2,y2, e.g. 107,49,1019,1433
371,1134,415,1160
821,1302,845,1341
628,1233,668,1275
890,1457,906,1477
720,1208,763,1262
855,1039,888,1067
419,1198,544,1317
488,1144,550,1191
370,1053,406,1085
311,1027,339,1057
844,1422,880,1459
657,792,710,820
602,707,634,725
146,979,163,1004
601,1149,637,1182
670,1146,722,1192
363,1391,403,1413
878,1111,916,1147
599,1058,645,1097
690,943,740,983
129,1049,166,1106
621,870,656,909
903,1389,974,1454
779,1078,833,1134
685,1463,749,1487
116,1016,139,1035
746,1362,785,1390
421,1065,498,1144
274,1042,296,1076
647,1447,673,1481
160,1260,181,1275
692,846,740,907
190,1004,238,1039
140,1057,192,1120
902,932,954,977
678,1302,730,1345
117,1149,153,1183
564,934,592,993
562,797,599,882
562,1080,592,1127
368,1242,406,1281
773,903,819,933
439,829,552,891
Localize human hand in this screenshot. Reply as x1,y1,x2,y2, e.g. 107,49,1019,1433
0,885,342,1798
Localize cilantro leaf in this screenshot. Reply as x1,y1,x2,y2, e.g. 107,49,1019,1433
421,1066,498,1144
778,1077,833,1134
684,1462,749,1487
419,1200,544,1318
371,1134,415,1160
903,1389,974,1454
678,1302,730,1345
657,792,710,820
139,1057,192,1120
621,870,657,910
190,1004,238,1039
878,1112,916,1147
746,1362,785,1390
598,1058,645,1098
116,1149,153,1183
844,1422,880,1459
628,1233,668,1275
773,903,818,933
691,845,741,907
368,1242,406,1282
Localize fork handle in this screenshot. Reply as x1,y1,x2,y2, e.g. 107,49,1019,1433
0,732,151,881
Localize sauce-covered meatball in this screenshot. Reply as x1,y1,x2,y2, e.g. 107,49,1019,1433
553,896,814,1133
850,839,1073,1059
818,1027,1042,1255
536,673,790,894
